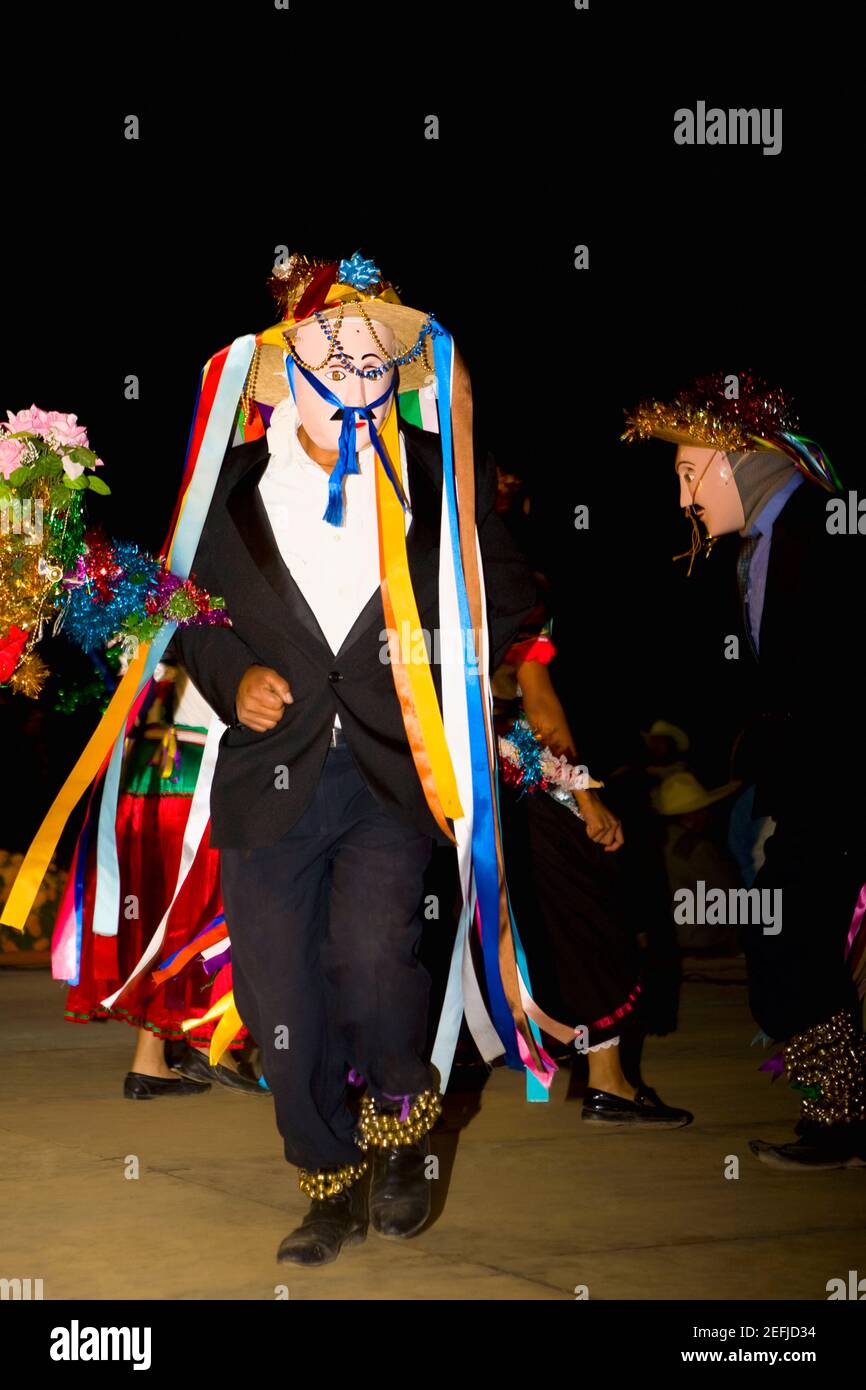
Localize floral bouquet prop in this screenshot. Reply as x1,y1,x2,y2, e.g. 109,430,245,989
0,405,107,695
0,404,228,698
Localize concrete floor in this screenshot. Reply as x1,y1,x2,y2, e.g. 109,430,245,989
1,965,864,1301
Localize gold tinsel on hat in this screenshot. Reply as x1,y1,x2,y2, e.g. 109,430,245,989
265,253,333,320
622,370,799,453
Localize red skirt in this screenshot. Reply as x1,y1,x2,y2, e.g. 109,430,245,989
65,788,242,1047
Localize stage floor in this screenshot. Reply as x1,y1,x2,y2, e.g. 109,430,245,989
1,966,863,1301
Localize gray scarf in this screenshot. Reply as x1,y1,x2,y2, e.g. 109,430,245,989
729,448,797,534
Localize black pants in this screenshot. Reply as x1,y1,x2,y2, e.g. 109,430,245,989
220,741,434,1171
743,812,864,1042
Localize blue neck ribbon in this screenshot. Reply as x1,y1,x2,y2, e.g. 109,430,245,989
285,356,407,526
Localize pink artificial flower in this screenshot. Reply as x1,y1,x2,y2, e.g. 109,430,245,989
47,411,89,448
62,458,86,481
5,404,52,438
0,437,25,479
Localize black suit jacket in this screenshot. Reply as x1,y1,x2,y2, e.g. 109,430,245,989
171,418,540,849
739,480,865,821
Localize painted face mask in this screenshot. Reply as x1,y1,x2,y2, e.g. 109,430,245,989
674,445,746,567
286,317,402,525
291,317,398,454
623,370,842,575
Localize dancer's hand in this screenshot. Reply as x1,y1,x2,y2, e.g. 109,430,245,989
235,665,293,731
576,791,624,852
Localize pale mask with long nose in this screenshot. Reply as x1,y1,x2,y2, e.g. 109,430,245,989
674,445,746,538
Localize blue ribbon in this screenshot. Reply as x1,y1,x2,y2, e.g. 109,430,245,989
432,324,521,1071
285,356,405,526
69,792,95,987
337,251,381,290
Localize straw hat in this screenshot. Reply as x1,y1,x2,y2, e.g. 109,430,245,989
621,370,840,493
652,770,741,816
642,719,690,753
249,251,438,405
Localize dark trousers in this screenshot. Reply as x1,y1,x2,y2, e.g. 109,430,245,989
743,812,864,1041
220,741,434,1171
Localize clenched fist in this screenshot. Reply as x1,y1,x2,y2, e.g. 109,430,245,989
235,665,293,732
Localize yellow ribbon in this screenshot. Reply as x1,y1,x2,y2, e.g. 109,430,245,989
1,644,152,930
377,402,463,828
181,989,243,1068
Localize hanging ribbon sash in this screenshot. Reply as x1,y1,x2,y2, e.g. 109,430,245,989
90,337,255,942
0,338,251,934
100,709,226,1009
845,880,866,1000
376,400,463,834
432,438,503,1086
430,325,557,1093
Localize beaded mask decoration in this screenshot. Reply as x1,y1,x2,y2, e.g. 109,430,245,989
622,370,842,573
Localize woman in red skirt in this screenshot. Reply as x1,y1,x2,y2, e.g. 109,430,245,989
62,665,264,1097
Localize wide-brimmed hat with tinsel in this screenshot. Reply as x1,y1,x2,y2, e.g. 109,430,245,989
621,370,842,494
248,250,437,406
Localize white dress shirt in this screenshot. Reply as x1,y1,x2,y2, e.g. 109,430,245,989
259,395,412,727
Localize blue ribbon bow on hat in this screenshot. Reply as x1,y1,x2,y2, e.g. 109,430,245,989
285,356,407,527
337,251,381,290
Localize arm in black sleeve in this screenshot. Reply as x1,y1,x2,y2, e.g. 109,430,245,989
476,447,544,669
168,515,260,728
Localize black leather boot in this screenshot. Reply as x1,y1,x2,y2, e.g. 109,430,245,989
356,1089,441,1239
276,1179,368,1266
369,1134,431,1239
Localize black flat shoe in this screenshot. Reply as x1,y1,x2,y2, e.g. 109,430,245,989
750,1123,866,1171
277,1184,368,1267
369,1136,431,1238
172,1047,271,1095
582,1084,693,1129
123,1071,211,1099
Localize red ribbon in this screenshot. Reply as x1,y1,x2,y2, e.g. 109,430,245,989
292,262,340,325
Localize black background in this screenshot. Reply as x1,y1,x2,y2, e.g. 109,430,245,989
2,3,858,847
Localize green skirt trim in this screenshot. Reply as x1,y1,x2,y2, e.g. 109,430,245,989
121,726,208,797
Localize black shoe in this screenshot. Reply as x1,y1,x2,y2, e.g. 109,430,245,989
123,1071,211,1099
369,1136,432,1238
276,1183,368,1267
582,1084,693,1129
750,1123,866,1171
172,1047,270,1096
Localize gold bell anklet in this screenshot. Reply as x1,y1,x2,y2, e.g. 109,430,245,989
355,1088,443,1151
784,1009,866,1127
297,1159,369,1201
